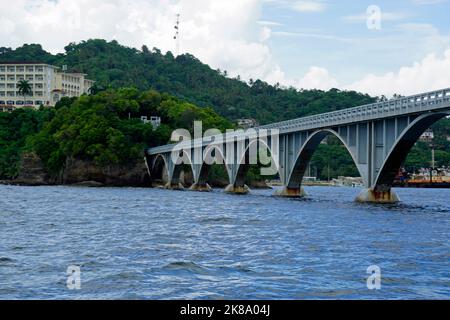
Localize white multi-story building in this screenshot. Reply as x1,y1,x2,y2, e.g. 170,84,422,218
0,62,94,111
54,72,95,101
419,128,434,143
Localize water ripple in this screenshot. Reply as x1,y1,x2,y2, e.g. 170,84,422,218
0,185,449,299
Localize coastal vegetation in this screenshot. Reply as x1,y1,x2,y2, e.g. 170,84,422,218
0,107,53,179
0,40,449,184
0,88,231,180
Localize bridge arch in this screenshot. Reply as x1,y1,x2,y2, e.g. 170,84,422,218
170,149,195,187
197,145,232,186
150,154,169,184
286,129,364,188
233,138,279,188
374,111,450,191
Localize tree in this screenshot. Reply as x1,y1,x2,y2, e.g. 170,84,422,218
17,80,32,106
88,83,104,95
141,45,150,54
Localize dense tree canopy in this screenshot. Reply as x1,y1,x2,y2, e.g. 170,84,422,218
0,40,375,124
0,108,54,179
26,88,232,174
0,39,448,181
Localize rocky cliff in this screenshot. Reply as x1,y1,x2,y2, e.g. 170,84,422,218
12,153,150,187
8,153,269,189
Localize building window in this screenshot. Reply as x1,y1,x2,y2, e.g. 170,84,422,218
6,101,14,105
7,67,15,72
16,101,24,105
35,101,43,105
0,67,5,72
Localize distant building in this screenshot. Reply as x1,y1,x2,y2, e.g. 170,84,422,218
419,129,434,143
53,72,95,101
141,116,161,129
0,62,94,111
237,118,259,129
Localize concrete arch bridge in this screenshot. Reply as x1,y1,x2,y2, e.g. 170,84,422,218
146,88,450,203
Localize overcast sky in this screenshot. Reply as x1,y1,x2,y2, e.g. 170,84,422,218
1,0,449,96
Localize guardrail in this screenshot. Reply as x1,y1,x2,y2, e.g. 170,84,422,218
261,88,450,132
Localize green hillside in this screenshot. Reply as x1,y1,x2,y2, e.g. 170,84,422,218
0,40,376,124
1,39,448,182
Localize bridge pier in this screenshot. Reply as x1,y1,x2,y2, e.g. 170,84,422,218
273,186,307,198
355,188,400,204
224,184,250,195
164,182,185,190
189,183,213,192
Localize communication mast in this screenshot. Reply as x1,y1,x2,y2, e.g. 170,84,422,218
174,13,181,56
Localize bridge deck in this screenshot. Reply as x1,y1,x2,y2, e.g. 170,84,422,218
147,88,450,155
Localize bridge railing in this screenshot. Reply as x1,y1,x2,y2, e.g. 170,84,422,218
261,88,450,133
147,88,450,155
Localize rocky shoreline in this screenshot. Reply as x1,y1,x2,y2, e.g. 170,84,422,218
0,152,270,189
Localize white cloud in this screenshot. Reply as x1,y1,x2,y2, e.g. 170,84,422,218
346,47,450,96
0,0,338,91
291,1,326,12
296,67,338,90
0,0,276,82
257,20,283,27
271,30,351,43
343,11,409,23
1,0,449,97
412,0,448,4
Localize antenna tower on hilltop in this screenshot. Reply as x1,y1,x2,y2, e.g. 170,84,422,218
174,13,181,56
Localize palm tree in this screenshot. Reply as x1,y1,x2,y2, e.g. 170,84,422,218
88,83,105,95
17,80,32,106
